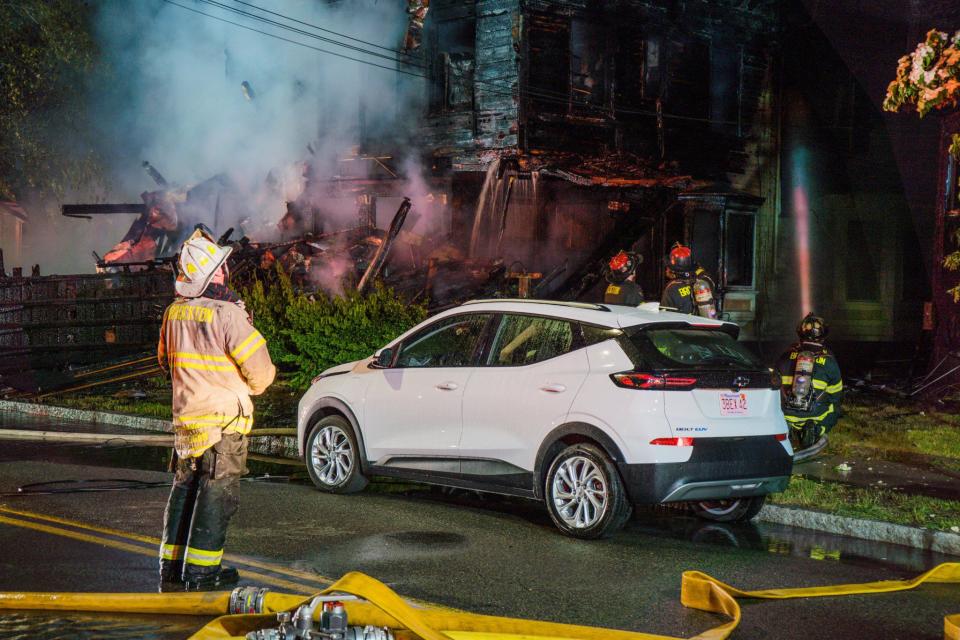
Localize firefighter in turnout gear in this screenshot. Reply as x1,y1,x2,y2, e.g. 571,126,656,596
660,243,718,318
157,229,276,591
776,313,843,447
603,250,644,306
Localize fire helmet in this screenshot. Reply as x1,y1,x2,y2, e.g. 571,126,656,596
797,313,828,341
175,229,232,298
607,250,639,283
668,242,694,278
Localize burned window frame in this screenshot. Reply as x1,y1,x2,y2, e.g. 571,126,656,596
428,16,476,115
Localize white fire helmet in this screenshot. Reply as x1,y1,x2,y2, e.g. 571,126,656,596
175,232,232,298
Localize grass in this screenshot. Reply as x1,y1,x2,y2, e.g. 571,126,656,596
828,392,960,474
770,476,960,532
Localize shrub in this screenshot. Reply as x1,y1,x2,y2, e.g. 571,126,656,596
241,270,426,389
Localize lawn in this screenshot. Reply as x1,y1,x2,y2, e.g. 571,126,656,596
769,476,960,533
828,391,960,473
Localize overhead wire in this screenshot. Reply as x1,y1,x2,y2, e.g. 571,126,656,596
159,0,744,127
195,0,427,69
221,0,421,60
159,0,427,79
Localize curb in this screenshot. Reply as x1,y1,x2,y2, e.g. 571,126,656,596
0,400,299,461
758,504,960,556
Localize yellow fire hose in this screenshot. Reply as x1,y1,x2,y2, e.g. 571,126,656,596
0,563,955,640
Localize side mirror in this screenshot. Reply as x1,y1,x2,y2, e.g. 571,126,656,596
370,347,395,369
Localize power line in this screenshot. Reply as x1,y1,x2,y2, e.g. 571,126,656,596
196,0,426,69
159,0,427,79
222,0,420,60
161,0,744,127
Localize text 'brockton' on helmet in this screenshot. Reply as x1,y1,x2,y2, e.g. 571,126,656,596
797,312,828,341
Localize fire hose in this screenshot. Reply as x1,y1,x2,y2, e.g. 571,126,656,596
0,564,954,640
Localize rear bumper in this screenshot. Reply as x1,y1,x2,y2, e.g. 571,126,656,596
618,436,793,504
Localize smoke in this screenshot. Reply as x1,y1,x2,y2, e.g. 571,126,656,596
29,0,421,273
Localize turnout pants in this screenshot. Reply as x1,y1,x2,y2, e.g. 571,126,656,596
160,432,247,578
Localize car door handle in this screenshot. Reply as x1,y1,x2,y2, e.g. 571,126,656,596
540,383,567,393
436,382,459,391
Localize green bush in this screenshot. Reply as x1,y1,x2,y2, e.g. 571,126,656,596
242,266,297,363
241,269,426,389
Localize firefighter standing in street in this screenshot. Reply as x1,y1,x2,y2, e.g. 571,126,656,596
157,229,276,591
603,250,644,306
776,313,843,448
660,242,718,318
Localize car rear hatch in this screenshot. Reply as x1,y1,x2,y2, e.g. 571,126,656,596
620,323,782,439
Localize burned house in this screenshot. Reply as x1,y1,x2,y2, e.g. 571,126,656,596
414,0,779,337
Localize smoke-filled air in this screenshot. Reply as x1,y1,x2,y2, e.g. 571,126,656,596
30,0,425,273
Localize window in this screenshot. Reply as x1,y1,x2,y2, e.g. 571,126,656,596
582,325,622,346
570,19,607,109
487,315,576,366
724,212,755,287
845,220,880,301
430,17,475,113
691,208,721,277
626,328,762,371
396,314,491,368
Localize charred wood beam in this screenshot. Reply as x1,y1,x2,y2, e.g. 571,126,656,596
357,198,411,294
62,204,148,218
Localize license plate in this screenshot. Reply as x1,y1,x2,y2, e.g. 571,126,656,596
720,392,748,416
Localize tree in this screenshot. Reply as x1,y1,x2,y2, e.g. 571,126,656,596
0,0,100,200
884,29,960,301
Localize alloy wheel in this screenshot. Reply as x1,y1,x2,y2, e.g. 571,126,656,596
550,455,609,529
309,424,353,486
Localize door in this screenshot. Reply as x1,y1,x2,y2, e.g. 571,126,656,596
460,314,588,481
362,313,493,468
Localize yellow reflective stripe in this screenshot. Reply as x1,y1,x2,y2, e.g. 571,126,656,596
781,375,794,385
170,361,237,372
169,352,231,362
185,546,223,567
230,331,262,359
812,380,828,390
234,337,266,364
785,404,834,423
175,415,251,426
160,543,183,560
826,380,843,394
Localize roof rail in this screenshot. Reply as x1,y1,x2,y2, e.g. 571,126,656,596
461,298,611,312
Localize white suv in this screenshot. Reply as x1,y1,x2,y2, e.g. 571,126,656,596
297,299,793,538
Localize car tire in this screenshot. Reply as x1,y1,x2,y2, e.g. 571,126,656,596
691,495,766,523
305,415,368,494
544,443,632,539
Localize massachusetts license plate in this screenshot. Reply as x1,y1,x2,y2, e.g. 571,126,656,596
720,392,748,416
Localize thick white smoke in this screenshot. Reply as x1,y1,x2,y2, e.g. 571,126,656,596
31,0,424,273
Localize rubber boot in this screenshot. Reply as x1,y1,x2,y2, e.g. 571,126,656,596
159,559,186,592
184,565,239,591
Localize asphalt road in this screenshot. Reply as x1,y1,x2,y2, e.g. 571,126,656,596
0,411,956,639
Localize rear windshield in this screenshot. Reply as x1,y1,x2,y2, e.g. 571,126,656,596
623,327,763,371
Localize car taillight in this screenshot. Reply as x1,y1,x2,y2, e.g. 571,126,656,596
611,372,698,390
775,433,788,441
650,437,695,446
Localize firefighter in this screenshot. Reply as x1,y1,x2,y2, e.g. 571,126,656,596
660,242,717,318
776,313,843,446
157,229,276,591
603,250,644,306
